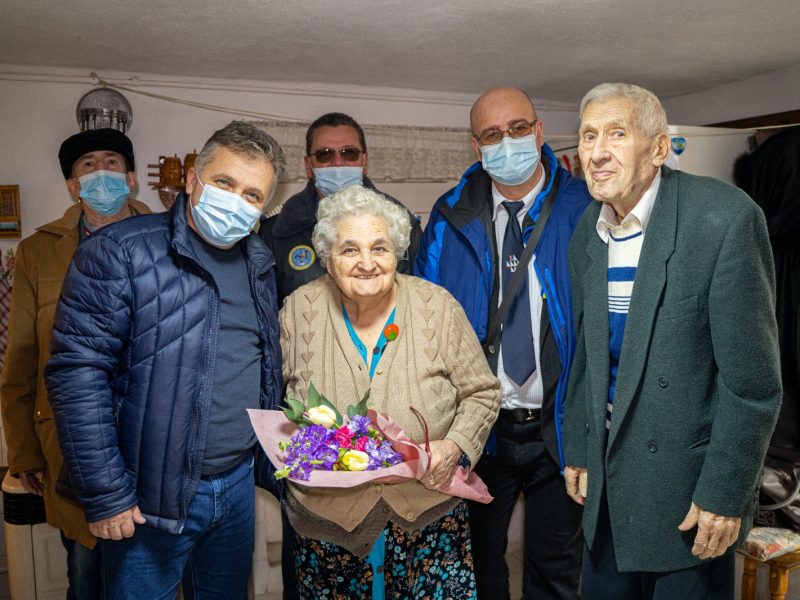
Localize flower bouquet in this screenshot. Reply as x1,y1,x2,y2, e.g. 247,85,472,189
247,383,492,503
273,385,403,480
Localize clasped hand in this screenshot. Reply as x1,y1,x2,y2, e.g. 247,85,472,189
424,439,462,489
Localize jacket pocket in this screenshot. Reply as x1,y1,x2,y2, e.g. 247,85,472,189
688,436,711,452
658,295,699,321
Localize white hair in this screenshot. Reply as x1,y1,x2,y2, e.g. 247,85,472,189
579,83,668,137
312,185,411,264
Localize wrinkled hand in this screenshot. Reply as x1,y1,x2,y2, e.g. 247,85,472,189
424,439,462,489
19,470,45,496
89,506,146,540
678,502,741,560
564,466,588,505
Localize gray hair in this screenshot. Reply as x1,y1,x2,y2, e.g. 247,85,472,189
194,121,286,206
312,185,411,265
579,83,668,137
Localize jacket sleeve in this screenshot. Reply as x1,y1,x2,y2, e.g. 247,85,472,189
44,234,138,523
0,242,47,474
403,215,423,274
441,296,501,466
562,234,589,468
412,206,443,284
692,200,782,516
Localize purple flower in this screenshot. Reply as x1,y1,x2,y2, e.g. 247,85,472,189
347,415,372,437
363,437,403,470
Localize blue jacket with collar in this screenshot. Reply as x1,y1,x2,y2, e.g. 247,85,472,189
45,194,282,532
414,145,591,465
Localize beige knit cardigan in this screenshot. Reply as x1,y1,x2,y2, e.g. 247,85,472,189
280,273,501,534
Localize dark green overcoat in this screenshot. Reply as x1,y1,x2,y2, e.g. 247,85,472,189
563,167,782,572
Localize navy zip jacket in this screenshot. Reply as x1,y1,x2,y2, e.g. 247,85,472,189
45,194,282,532
414,145,590,466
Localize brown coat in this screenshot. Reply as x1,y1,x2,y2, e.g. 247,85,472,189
280,274,501,534
0,200,151,548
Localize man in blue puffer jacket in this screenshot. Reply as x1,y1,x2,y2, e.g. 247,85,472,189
45,121,284,599
415,87,591,600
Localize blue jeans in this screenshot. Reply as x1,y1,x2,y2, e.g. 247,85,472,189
60,532,102,600
101,456,255,600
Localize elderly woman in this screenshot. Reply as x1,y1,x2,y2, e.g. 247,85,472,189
279,185,501,598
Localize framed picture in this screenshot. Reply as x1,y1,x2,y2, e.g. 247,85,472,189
0,185,21,238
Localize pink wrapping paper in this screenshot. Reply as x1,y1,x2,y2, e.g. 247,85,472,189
247,408,492,504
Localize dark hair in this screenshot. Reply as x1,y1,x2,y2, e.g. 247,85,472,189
305,113,367,156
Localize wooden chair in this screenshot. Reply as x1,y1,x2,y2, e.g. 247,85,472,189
740,527,800,600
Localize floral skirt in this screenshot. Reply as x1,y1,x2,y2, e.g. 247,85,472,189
293,500,477,599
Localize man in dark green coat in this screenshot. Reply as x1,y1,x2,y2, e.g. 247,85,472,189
562,82,781,599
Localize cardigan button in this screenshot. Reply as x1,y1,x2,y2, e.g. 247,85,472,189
406,512,414,520
376,368,384,375
374,484,383,493
657,376,669,388
487,345,496,355
648,441,658,453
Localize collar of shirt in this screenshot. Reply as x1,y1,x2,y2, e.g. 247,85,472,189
595,169,662,244
491,175,545,223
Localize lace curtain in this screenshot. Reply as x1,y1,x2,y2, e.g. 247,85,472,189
249,120,475,182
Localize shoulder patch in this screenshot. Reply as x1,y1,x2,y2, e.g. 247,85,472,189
288,245,315,270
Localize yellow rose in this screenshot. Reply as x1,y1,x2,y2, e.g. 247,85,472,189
307,405,338,428
340,450,369,471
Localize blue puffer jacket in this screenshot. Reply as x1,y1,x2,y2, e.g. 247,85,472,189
45,194,282,533
414,145,591,466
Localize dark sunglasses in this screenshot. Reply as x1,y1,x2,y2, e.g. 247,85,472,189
309,147,363,164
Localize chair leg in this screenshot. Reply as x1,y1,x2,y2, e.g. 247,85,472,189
769,564,789,600
742,556,758,600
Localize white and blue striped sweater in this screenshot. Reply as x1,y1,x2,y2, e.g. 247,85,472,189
606,219,644,428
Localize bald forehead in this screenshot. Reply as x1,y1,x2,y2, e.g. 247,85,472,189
470,87,537,133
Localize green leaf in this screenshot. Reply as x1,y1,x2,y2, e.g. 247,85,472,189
354,389,370,416
307,382,321,408
280,405,295,421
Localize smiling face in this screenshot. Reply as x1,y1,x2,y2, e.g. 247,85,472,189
327,214,397,304
578,96,669,217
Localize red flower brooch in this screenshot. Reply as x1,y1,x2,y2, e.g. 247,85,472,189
383,324,399,342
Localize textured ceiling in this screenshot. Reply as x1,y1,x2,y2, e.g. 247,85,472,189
2,0,800,102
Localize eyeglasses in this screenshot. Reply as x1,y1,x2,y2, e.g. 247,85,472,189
475,120,537,146
309,147,364,164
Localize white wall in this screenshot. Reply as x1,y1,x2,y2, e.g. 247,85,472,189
4,61,797,258
663,62,800,125
0,65,583,258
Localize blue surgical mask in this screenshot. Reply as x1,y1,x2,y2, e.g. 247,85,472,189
190,179,262,247
480,134,540,186
78,170,130,215
312,166,363,197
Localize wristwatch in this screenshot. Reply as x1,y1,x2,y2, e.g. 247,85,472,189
459,452,471,469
